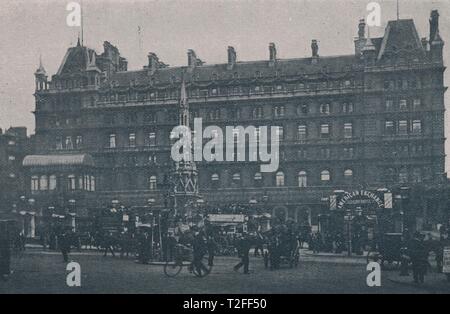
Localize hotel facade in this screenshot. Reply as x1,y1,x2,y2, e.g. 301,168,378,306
24,11,447,232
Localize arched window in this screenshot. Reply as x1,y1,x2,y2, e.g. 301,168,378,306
232,173,241,181
40,175,48,190
67,175,76,191
320,170,331,182
49,175,57,191
276,171,285,187
149,175,157,190
211,173,219,181
254,172,262,181
298,171,307,187
344,169,353,181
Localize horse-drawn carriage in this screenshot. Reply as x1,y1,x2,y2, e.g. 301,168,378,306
366,233,404,268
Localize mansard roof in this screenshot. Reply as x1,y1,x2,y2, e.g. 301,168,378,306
56,44,97,76
106,54,359,89
378,19,425,60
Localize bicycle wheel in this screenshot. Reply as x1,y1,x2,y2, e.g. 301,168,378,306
164,262,183,277
192,257,212,278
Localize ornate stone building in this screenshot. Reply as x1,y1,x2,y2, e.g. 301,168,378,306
25,11,446,229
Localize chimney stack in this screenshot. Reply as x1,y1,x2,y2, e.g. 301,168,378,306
188,49,197,67
311,40,319,58
429,10,440,46
227,46,237,69
148,52,159,72
269,43,277,66
187,49,204,67
358,19,366,39
421,37,429,51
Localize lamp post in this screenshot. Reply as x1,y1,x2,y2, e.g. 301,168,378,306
147,198,156,260
111,200,119,214
249,197,257,213
399,187,410,233
68,199,76,232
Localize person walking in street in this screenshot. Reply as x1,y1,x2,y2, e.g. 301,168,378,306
408,232,429,284
59,230,71,263
206,235,218,267
192,230,209,275
234,233,251,274
103,231,116,258
0,226,11,280
254,232,264,257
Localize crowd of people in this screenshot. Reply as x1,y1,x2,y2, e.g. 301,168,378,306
2,213,450,284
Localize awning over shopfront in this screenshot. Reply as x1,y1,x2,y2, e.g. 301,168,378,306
23,154,95,167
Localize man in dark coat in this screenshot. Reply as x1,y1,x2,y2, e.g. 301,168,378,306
0,227,11,279
408,232,429,284
192,231,209,275
206,235,218,267
59,230,71,263
234,233,252,274
254,232,264,257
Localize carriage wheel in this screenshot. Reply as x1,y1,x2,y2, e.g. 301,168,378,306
164,261,183,278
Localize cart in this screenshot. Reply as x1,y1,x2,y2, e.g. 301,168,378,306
366,233,403,269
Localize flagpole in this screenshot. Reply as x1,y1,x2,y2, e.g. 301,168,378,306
81,0,84,46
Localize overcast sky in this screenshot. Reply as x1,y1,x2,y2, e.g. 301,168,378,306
0,0,449,168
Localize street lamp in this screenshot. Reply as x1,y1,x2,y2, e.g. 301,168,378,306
111,200,119,213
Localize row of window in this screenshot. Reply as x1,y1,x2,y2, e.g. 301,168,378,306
385,98,422,111
383,78,420,91
55,118,421,151
208,169,353,188
96,80,356,104
385,120,422,135
56,136,83,150
49,98,426,131
33,166,429,193
30,175,96,192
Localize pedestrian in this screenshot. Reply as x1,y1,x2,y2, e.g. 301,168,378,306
192,230,209,275
206,235,218,267
103,232,116,257
138,231,150,264
0,226,11,280
234,233,251,274
59,230,71,263
408,232,429,284
254,232,264,257
436,227,449,273
167,232,178,262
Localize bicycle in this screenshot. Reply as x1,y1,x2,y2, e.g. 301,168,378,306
163,245,212,278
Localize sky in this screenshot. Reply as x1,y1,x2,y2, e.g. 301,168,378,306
0,0,449,168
